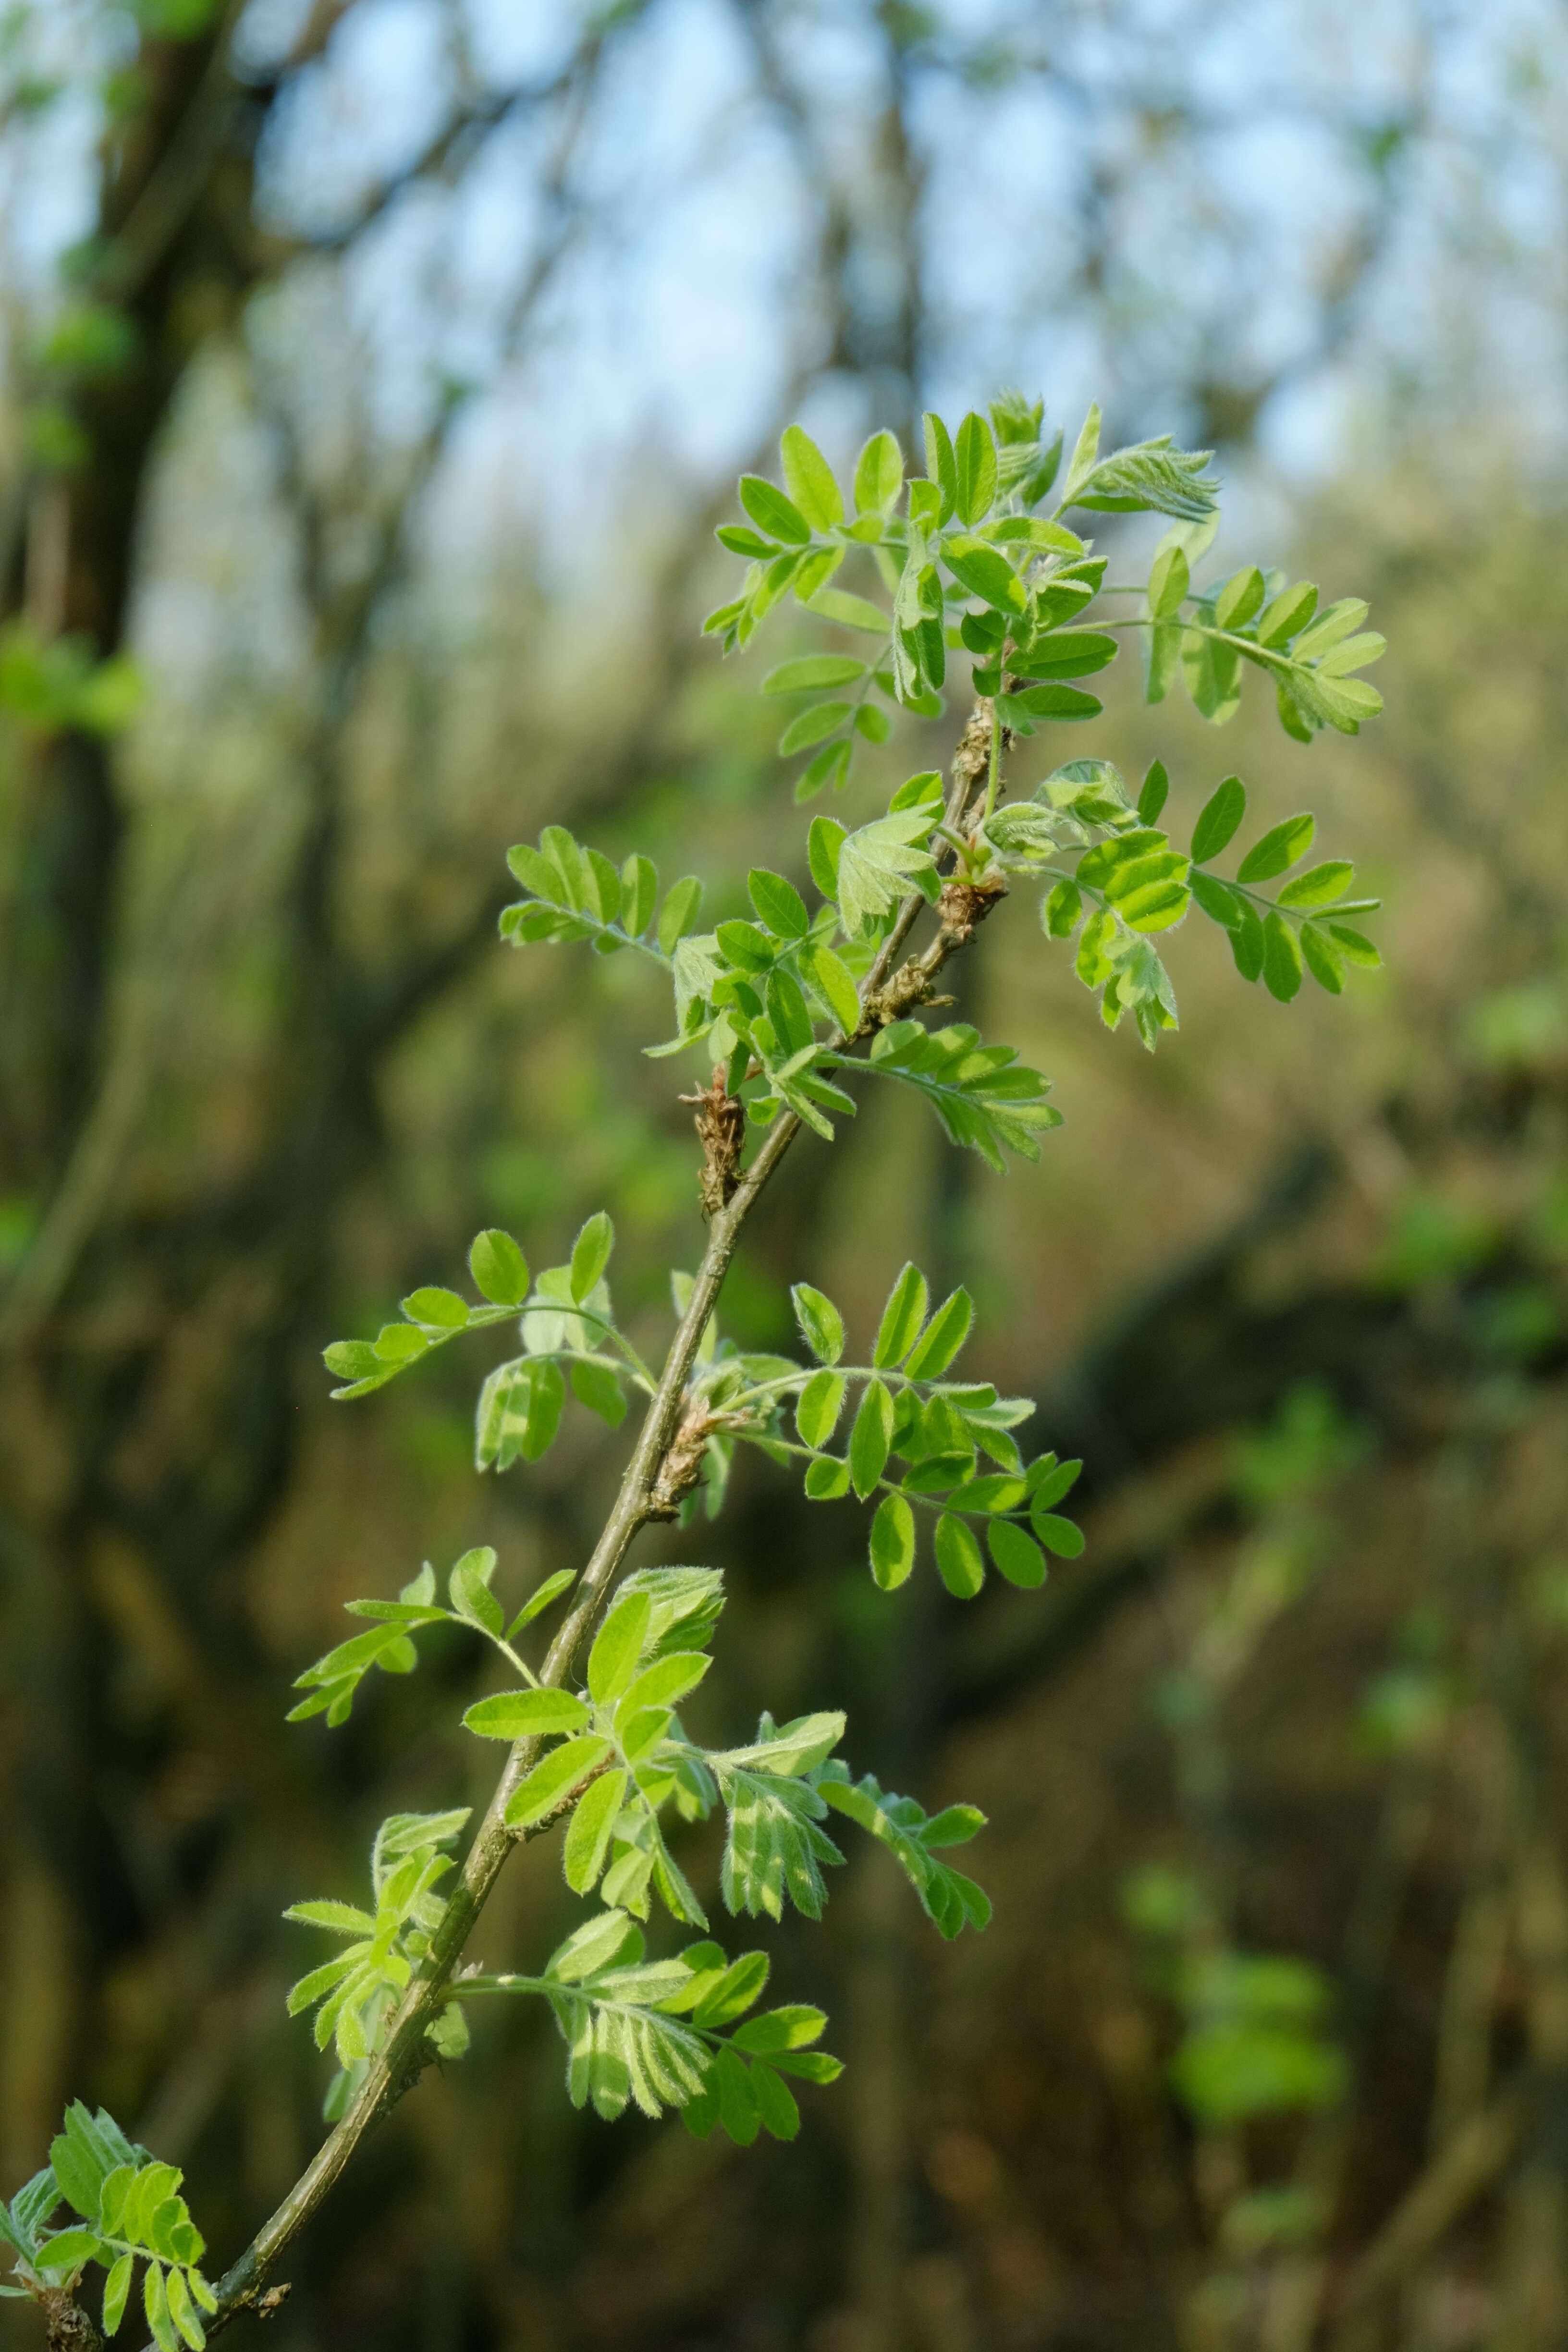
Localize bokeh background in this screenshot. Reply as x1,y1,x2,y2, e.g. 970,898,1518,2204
3,3,1568,2348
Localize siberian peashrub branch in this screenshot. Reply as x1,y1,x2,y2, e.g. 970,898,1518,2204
3,390,1385,2348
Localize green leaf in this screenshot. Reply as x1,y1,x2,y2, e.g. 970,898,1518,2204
588,1590,653,1704
796,1368,847,1448
849,1380,894,1499
797,940,860,1034
569,1213,614,1304
779,698,853,757
1261,913,1303,1002
49,2114,113,2222
934,1512,985,1597
1190,775,1246,864
953,412,998,524
1067,433,1219,521
1001,681,1102,725
469,1229,529,1307
818,1766,991,1936
806,817,845,902
563,1769,627,1894
902,1287,973,1379
1137,760,1170,825
739,476,811,545
1257,581,1317,646
504,1734,614,1830
1230,901,1266,983
869,1493,916,1590
922,412,957,521
1215,566,1265,629
569,1358,625,1428
1277,860,1353,910
805,1456,851,1501
987,1519,1047,1589
762,655,866,695
38,2226,104,2271
792,1283,845,1365
805,586,890,634
794,740,852,803
657,877,704,955
620,853,658,937
860,1022,1060,1171
716,919,774,973
748,868,809,940
1014,630,1118,680
144,2266,177,2352
401,1286,468,1329
1148,543,1189,618
750,2063,802,2142
165,2265,203,2351
1058,402,1102,506
102,2253,133,2337
283,1897,379,1934
1237,814,1314,885
781,426,843,531
715,1764,844,1923
835,810,939,933
854,429,904,514
1328,923,1382,971
1043,879,1082,938
873,1263,929,1368
1031,1507,1084,1556
463,1687,589,1740
449,1546,502,1637
941,534,1027,615
1299,923,1346,994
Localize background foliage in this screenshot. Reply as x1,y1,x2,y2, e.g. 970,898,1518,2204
2,2,1568,2348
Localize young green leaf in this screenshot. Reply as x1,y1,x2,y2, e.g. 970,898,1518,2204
563,1769,627,1894
854,429,904,515
873,1263,930,1368
953,411,998,525
849,1380,894,1499
869,1493,916,1590
792,1283,845,1365
449,1546,502,1638
748,868,809,940
503,1734,614,1830
796,1368,847,1448
1148,543,1189,618
570,1212,614,1304
807,816,845,901
902,1287,973,1379
1137,760,1170,825
739,476,811,545
922,411,957,520
934,1512,985,1597
781,426,843,532
1277,861,1353,910
797,940,861,1034
987,1519,1047,1588
763,655,865,695
1190,775,1246,864
1237,813,1314,885
463,1688,590,1740
657,877,703,955
469,1229,529,1307
1262,912,1304,1002
588,1590,653,1705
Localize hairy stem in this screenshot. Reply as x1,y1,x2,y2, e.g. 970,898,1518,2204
193,715,991,2336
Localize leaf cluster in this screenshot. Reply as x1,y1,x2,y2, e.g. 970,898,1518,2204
0,2106,215,2349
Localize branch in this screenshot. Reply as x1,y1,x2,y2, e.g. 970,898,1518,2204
174,710,996,2336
